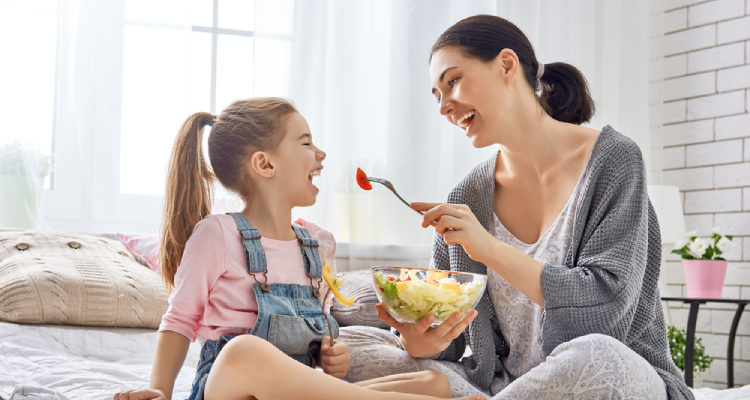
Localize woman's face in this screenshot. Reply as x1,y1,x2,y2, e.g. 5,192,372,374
430,46,510,148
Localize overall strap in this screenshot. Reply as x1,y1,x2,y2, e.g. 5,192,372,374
292,224,323,278
227,212,267,274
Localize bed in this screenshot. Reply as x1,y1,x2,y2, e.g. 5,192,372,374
1,230,749,399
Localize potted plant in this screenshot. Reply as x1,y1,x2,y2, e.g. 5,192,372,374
0,141,52,228
667,325,713,378
671,228,733,299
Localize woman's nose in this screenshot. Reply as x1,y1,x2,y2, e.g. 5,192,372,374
316,148,326,160
439,97,453,116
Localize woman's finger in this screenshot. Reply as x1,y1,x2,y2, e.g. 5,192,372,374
410,201,442,212
376,303,404,330
443,309,477,340
435,215,463,235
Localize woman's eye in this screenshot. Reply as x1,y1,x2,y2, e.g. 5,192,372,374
448,77,459,87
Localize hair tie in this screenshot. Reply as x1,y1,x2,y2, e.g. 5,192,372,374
207,115,217,127
536,62,545,80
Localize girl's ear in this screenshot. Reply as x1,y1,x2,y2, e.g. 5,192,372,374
248,151,275,179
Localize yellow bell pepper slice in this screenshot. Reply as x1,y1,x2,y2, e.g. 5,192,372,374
322,264,354,306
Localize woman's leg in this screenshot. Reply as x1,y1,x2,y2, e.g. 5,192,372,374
203,334,484,400
340,326,488,398
493,334,667,400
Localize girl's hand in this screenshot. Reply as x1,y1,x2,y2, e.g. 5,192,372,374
376,303,477,359
113,389,167,400
412,202,496,264
318,338,350,378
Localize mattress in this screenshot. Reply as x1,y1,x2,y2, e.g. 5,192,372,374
0,321,201,400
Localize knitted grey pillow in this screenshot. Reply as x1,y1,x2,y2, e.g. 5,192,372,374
0,230,168,328
330,269,389,329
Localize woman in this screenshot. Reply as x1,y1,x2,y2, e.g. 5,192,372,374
345,14,692,400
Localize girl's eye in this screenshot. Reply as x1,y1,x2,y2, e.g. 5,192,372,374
448,77,459,87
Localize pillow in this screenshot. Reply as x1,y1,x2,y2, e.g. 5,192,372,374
117,232,160,273
330,269,389,329
0,230,168,328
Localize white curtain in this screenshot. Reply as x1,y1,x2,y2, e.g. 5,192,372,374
288,0,652,269
0,0,650,270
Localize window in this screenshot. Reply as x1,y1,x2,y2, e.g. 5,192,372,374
12,0,295,233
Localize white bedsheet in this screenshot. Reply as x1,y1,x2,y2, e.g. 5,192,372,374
0,321,201,400
1,320,749,399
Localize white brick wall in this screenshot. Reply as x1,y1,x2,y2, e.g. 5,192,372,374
656,0,750,388
687,42,744,73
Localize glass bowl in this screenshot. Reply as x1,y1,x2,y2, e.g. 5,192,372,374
371,266,487,325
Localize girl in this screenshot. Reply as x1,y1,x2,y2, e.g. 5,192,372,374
346,15,692,400
113,98,482,400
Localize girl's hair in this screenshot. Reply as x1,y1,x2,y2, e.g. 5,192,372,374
431,14,595,125
160,98,297,289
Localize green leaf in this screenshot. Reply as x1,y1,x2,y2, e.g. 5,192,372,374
704,247,714,260
714,257,726,261
726,235,733,240
671,249,694,259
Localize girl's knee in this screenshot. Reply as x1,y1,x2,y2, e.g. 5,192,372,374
218,335,274,366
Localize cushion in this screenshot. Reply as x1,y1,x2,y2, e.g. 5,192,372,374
330,269,389,329
117,232,160,273
0,230,168,328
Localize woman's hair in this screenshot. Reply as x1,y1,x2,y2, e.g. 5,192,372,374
431,14,594,125
160,98,297,289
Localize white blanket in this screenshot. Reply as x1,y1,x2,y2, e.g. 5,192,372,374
1,320,749,399
0,321,200,400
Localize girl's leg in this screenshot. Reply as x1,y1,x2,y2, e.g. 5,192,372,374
354,370,451,398
203,334,484,400
493,334,667,400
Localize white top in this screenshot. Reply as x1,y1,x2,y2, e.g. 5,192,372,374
488,173,585,382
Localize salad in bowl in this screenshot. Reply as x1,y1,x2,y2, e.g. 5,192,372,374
372,267,487,325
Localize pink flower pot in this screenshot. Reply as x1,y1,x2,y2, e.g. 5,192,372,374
682,260,727,299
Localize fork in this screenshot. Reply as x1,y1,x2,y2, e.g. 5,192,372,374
364,177,424,216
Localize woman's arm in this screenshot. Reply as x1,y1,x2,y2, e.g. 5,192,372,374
413,202,545,306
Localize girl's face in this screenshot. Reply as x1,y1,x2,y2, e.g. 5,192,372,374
429,46,511,148
271,112,326,207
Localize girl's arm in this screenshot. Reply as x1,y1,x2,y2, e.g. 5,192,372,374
113,330,189,400
150,330,191,399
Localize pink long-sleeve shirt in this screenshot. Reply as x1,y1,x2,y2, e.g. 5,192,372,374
159,214,336,342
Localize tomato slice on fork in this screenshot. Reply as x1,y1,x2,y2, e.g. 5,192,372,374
356,167,372,190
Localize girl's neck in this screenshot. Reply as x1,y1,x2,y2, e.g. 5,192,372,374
242,196,296,241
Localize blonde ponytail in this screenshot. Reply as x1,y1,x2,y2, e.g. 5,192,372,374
160,112,215,290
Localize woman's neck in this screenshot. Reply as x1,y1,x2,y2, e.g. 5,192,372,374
242,193,296,241
496,110,567,178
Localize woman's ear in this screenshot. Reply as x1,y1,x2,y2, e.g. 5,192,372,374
495,48,520,82
248,151,275,180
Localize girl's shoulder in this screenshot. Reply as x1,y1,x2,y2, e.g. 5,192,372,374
294,218,336,261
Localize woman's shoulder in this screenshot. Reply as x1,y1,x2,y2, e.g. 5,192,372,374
447,153,497,202
593,125,644,166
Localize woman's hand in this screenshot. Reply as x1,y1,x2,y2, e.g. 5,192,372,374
412,202,496,264
376,303,477,359
318,338,350,378
113,389,167,400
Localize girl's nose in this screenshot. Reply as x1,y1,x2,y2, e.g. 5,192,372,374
316,148,326,160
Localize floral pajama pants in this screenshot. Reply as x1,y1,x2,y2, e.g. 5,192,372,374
338,326,667,399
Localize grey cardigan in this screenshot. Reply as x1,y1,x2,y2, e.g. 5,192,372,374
433,126,692,400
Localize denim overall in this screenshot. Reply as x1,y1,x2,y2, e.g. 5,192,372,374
186,213,339,400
